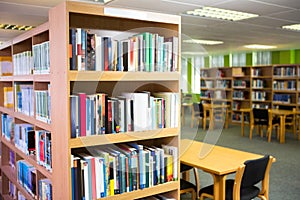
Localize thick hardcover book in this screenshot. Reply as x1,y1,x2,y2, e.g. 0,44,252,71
70,95,79,138
69,28,77,70
78,93,87,137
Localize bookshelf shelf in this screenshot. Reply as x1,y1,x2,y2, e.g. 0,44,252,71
1,166,34,200
103,181,178,200
69,128,179,148
1,138,52,180
0,107,52,131
68,71,180,81
2,194,14,200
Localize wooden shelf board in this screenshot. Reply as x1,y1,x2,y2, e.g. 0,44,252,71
0,107,52,131
2,194,14,200
1,138,52,180
273,90,296,93
273,76,297,80
69,128,179,148
1,166,35,200
252,87,272,90
273,102,297,106
252,76,272,79
103,181,178,200
68,71,180,81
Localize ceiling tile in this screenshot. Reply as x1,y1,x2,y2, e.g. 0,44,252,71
267,10,300,23
213,0,292,16
253,0,300,9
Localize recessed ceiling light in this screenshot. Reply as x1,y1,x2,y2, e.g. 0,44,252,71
244,44,277,49
183,39,224,45
282,24,300,31
186,7,258,21
0,24,34,31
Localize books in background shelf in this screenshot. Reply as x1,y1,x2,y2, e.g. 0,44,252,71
71,142,177,199
35,84,51,124
13,51,33,75
14,123,34,154
9,149,16,170
69,28,178,72
39,178,52,200
9,181,17,199
1,113,14,141
17,160,36,197
14,83,34,116
3,86,14,108
36,130,52,171
32,41,50,74
0,56,13,76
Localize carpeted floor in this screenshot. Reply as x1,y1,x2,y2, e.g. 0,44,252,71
180,121,300,199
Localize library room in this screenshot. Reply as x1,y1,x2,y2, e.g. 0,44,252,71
0,0,299,200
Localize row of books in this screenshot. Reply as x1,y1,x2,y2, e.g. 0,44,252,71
233,91,246,100
233,80,248,88
273,67,296,77
251,91,266,101
251,68,263,77
15,83,34,116
17,160,37,197
3,86,13,108
16,159,52,199
252,103,269,109
273,94,292,104
70,92,179,138
32,41,50,74
71,142,178,199
252,79,265,88
0,55,13,76
69,28,178,72
273,80,296,90
216,80,230,89
13,51,33,75
1,113,52,171
35,85,51,124
39,178,53,200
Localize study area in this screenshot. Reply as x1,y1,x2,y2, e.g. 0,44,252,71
0,0,299,200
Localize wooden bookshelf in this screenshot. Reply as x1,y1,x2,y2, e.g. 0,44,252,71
51,1,181,199
1,1,181,199
199,65,300,124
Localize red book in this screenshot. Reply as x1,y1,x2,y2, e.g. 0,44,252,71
78,93,86,137
90,157,97,200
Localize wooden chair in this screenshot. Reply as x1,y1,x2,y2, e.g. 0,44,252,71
180,163,200,200
267,109,280,142
191,102,205,129
249,108,280,141
277,105,297,138
199,155,275,200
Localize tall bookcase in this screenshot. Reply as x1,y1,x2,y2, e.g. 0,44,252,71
199,64,300,124
0,1,181,200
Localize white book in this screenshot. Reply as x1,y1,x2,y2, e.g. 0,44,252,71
122,92,149,131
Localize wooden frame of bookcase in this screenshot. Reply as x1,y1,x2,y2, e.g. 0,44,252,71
0,22,51,200
49,1,181,200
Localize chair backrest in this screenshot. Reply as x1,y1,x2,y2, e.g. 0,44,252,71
252,108,269,121
193,102,203,113
241,155,270,188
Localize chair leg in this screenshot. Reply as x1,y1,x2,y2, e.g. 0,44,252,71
267,127,272,142
249,125,254,140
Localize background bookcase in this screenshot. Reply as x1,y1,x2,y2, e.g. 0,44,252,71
199,64,300,124
0,1,181,200
0,22,51,200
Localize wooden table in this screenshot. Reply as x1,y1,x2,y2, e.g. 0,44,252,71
203,103,229,130
180,139,264,200
270,109,295,143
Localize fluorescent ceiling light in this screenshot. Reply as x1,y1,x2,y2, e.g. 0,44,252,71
183,39,224,45
0,24,34,31
186,7,258,21
244,44,277,49
282,24,300,31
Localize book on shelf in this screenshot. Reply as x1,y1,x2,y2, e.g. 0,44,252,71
3,86,14,108
32,41,50,74
14,83,34,116
69,28,178,72
17,160,36,197
0,55,13,76
1,113,14,141
9,181,17,199
35,130,52,171
13,51,33,75
35,84,51,124
39,178,52,200
71,143,178,199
